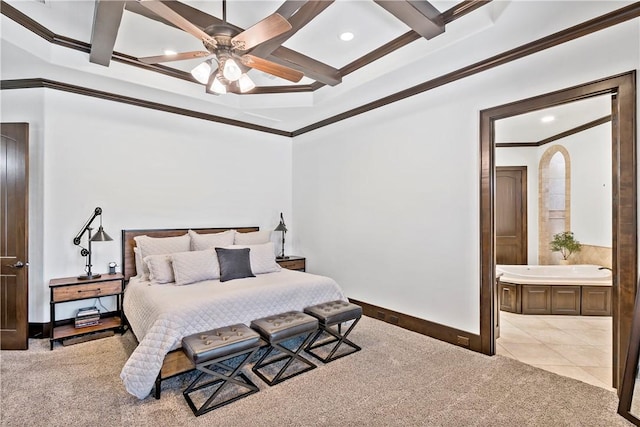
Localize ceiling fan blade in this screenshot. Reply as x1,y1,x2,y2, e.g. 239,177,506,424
241,54,303,83
232,13,292,52
90,0,126,66
249,1,333,58
373,0,444,39
138,51,211,64
267,47,341,86
136,0,216,46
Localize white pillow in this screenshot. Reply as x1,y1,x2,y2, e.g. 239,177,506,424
133,247,144,279
134,234,191,279
234,230,271,245
144,254,175,284
227,242,281,274
171,249,220,286
189,229,236,251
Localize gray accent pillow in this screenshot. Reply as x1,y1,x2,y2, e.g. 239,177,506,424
215,247,255,282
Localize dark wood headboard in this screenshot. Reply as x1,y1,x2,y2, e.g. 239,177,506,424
121,226,259,281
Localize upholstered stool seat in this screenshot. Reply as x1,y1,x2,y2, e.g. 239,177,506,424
182,324,262,416
304,300,362,363
251,311,318,386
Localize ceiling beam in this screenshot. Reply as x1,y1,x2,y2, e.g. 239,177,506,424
275,0,309,19
90,0,126,66
374,0,444,39
249,1,334,58
251,1,341,86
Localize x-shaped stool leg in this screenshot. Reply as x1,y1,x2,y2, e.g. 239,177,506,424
252,331,317,386
183,346,260,416
305,317,362,363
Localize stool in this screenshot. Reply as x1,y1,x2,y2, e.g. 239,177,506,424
251,311,318,386
304,300,362,363
181,324,262,416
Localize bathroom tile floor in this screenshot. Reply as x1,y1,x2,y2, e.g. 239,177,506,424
496,311,613,391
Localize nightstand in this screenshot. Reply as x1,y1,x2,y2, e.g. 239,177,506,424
276,256,306,272
49,273,124,350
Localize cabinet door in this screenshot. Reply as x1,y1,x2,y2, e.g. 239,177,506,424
582,286,612,316
522,285,551,314
499,282,520,313
551,286,581,315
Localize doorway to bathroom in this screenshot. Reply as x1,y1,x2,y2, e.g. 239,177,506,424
494,97,613,389
479,71,637,392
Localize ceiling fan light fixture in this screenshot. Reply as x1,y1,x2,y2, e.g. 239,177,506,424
238,73,255,93
210,74,227,94
222,58,242,82
191,61,212,84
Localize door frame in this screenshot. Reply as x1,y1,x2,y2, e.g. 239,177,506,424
479,71,636,391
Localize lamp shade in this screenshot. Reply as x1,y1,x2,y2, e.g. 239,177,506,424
191,61,212,84
91,226,113,242
238,73,256,93
274,212,287,233
222,58,242,82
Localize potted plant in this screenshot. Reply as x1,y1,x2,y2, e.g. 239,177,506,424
550,231,582,264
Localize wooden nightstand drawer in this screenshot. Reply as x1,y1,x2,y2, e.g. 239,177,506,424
277,257,305,272
52,280,121,302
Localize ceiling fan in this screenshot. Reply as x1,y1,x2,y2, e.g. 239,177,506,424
137,0,306,94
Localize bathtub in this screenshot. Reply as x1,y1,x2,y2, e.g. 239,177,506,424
496,264,612,286
496,264,612,315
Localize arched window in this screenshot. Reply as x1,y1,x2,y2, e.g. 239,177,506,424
538,145,571,264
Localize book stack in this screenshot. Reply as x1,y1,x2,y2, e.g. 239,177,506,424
75,306,100,328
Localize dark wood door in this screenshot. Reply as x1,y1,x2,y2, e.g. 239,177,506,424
1,123,29,350
496,167,527,265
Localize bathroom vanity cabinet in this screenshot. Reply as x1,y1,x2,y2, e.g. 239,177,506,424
499,281,611,316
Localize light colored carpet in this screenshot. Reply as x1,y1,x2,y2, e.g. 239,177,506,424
0,316,632,426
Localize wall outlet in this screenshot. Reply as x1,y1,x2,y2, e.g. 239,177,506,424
457,336,470,347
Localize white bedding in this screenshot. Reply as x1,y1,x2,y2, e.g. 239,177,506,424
120,269,346,399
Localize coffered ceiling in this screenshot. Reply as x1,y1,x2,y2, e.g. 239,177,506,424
1,1,636,134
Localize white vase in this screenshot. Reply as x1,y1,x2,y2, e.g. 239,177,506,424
559,259,570,265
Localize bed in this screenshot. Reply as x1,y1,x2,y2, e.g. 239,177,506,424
119,227,346,400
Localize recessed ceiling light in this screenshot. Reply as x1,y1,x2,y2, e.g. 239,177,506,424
164,49,177,56
339,32,354,42
541,115,555,123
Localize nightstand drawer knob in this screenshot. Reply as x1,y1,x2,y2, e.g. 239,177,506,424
78,288,100,293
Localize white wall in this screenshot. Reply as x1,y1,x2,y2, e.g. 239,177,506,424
293,20,639,334
563,124,613,247
1,90,292,322
496,123,612,264
1,89,47,321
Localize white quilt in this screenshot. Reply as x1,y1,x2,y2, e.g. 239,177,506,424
120,269,346,399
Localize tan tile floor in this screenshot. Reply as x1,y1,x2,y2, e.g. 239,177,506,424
496,311,613,391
